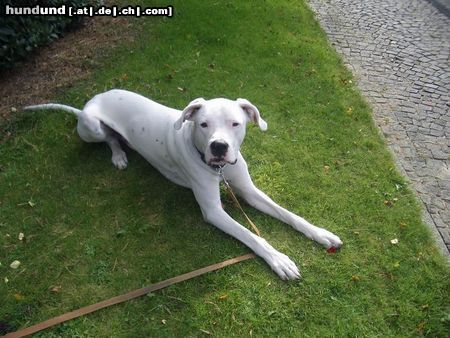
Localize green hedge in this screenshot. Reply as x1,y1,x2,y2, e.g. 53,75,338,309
0,0,93,70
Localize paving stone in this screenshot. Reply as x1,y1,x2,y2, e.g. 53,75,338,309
309,0,450,261
440,228,450,245
429,129,445,137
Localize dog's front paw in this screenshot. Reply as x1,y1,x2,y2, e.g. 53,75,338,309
112,151,128,170
312,228,343,249
267,250,301,281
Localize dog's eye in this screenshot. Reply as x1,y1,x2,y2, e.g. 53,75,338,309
200,122,208,128
232,122,240,127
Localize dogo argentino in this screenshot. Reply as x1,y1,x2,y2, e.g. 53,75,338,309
25,89,342,280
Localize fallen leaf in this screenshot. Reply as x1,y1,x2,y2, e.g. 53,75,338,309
416,252,424,261
326,247,337,253
218,294,228,301
10,260,21,269
351,275,360,282
416,321,426,332
14,293,25,301
115,229,127,238
200,329,212,335
51,285,62,293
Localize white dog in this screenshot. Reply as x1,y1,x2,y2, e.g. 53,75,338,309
26,89,342,280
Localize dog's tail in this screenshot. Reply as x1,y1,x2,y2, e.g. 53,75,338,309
24,104,82,117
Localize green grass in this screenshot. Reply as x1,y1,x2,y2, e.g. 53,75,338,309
1,0,449,336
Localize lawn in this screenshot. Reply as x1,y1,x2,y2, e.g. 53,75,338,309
1,0,449,336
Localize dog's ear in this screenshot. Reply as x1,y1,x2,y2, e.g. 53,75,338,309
174,98,206,130
237,98,268,131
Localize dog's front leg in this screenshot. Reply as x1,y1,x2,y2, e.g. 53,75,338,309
238,185,342,249
191,183,300,280
225,160,342,249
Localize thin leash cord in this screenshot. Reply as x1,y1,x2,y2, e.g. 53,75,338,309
218,166,261,236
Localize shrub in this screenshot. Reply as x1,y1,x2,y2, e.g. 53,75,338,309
0,0,93,70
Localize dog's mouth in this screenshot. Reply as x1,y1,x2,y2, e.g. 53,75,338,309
208,158,237,167
195,145,237,168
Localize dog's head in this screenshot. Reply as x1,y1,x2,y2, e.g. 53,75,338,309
174,98,267,167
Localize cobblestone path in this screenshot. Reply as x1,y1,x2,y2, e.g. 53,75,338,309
308,0,449,259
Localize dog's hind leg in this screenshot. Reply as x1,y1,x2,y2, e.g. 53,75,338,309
77,105,128,170
106,134,128,170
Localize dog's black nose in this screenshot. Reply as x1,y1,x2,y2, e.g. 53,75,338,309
210,141,229,157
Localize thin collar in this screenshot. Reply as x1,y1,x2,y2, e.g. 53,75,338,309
194,145,222,170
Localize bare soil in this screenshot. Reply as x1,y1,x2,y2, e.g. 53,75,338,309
0,14,134,129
